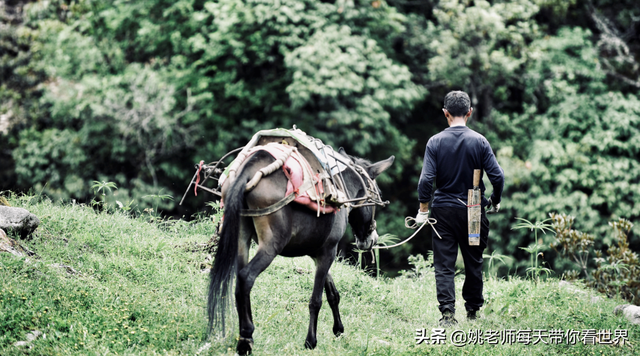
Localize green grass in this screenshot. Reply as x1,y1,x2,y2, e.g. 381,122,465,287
0,195,638,355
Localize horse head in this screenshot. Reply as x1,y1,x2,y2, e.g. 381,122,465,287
339,148,394,251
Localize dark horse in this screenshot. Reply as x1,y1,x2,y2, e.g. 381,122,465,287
207,147,394,354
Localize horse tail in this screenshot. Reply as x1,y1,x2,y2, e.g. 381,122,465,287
207,157,252,336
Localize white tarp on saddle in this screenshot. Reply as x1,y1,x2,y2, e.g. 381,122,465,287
220,128,348,180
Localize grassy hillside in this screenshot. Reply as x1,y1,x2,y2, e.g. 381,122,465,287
0,194,637,355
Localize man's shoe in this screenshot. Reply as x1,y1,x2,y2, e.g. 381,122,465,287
439,311,458,327
467,310,478,321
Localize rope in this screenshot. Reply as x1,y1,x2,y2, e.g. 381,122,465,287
373,215,442,250
245,146,295,192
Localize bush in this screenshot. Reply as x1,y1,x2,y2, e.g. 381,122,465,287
591,218,640,305
550,212,639,305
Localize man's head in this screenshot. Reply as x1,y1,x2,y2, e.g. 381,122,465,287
443,91,471,118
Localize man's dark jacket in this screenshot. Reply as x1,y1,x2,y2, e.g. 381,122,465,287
418,126,504,208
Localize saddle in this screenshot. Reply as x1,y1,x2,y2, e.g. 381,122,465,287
218,128,351,215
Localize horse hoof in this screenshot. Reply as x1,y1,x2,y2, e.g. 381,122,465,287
304,338,317,350
333,325,344,337
237,336,254,355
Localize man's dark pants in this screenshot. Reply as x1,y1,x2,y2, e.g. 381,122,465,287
430,206,489,314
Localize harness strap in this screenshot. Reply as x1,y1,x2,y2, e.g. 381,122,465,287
240,193,297,217
239,177,315,217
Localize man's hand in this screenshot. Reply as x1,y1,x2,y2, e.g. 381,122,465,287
487,198,500,214
415,210,430,224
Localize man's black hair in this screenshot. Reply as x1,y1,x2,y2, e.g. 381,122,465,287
443,91,471,117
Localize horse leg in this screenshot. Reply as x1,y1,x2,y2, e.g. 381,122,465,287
324,272,344,336
305,253,335,349
235,220,254,354
235,246,280,355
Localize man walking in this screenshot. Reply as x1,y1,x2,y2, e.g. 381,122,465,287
415,91,504,326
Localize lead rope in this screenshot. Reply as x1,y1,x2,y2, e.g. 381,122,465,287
373,214,442,250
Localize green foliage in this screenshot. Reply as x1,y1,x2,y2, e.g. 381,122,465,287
13,128,88,202
512,217,555,236
482,250,513,279
512,217,555,281
519,243,554,282
547,212,639,305
591,218,640,305
0,1,48,187
91,181,117,195
399,252,435,279
550,212,595,278
402,0,542,123
91,180,118,208
285,23,423,157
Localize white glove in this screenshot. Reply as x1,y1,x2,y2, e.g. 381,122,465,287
487,198,500,214
415,210,430,224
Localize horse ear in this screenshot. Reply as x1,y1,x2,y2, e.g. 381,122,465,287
338,147,354,163
367,155,395,179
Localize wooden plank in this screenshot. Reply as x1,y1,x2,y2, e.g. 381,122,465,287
468,169,481,246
